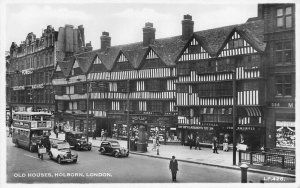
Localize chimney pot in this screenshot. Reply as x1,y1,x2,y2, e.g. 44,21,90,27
101,31,111,50
143,22,156,46
182,14,194,40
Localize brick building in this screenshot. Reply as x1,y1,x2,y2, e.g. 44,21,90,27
50,3,295,149
7,25,91,117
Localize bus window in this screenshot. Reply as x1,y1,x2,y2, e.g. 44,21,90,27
32,115,41,121
42,116,51,121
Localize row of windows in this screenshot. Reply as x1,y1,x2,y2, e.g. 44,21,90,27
179,107,233,117
10,71,52,87
10,52,54,72
177,55,261,75
10,89,54,104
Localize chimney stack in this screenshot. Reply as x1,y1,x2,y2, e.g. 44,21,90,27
100,31,111,50
143,22,156,46
182,14,194,40
257,4,265,19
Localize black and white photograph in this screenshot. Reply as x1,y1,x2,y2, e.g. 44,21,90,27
0,0,298,187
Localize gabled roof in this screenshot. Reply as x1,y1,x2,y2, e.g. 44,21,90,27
194,19,265,57
57,56,75,77
63,19,265,73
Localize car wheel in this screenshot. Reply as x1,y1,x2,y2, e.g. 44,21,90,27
114,152,120,158
126,153,129,157
100,149,105,155
57,156,62,164
88,147,91,151
49,152,53,159
29,145,34,152
15,141,19,148
75,145,80,151
73,159,77,163
40,154,43,160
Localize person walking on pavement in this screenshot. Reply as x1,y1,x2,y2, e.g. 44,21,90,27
195,136,201,150
101,129,104,141
156,136,160,155
188,134,193,150
213,136,219,154
169,156,178,182
104,130,108,141
152,135,157,151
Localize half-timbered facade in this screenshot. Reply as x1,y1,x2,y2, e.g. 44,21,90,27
50,4,295,149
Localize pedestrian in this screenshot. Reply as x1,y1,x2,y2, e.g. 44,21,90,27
53,124,57,138
104,130,108,141
8,127,12,137
101,129,104,141
92,130,96,140
169,156,178,182
195,136,201,150
152,135,157,151
156,136,160,155
223,137,229,152
188,134,193,150
213,136,219,154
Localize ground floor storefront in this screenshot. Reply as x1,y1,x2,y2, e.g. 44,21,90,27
178,124,265,150
108,113,178,144
265,107,295,150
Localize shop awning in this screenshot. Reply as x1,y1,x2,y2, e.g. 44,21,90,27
244,107,261,117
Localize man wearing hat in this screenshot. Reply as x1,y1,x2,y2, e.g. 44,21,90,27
169,156,178,182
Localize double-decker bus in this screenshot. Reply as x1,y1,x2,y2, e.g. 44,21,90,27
12,112,53,152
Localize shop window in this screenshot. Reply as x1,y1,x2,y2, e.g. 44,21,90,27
276,121,295,148
275,75,292,97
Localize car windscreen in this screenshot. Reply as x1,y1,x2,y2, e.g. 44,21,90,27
57,142,70,150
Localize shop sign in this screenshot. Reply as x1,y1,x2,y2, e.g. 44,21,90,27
269,102,294,108
131,116,147,121
276,121,295,127
12,86,25,90
32,84,44,89
21,69,33,75
178,125,213,130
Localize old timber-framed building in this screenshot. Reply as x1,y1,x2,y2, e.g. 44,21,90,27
51,3,295,150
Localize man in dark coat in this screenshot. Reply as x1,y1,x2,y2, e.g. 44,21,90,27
213,137,219,154
169,156,178,182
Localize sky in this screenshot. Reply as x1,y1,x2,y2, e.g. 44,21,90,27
4,1,260,51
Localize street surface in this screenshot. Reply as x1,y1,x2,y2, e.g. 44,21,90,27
6,137,295,183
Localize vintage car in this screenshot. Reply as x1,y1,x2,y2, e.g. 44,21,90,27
65,131,92,151
48,141,78,164
99,141,129,157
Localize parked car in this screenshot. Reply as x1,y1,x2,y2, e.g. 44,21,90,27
49,141,78,164
99,141,129,157
65,131,92,151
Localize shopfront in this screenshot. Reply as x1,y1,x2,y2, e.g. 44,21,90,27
276,121,295,148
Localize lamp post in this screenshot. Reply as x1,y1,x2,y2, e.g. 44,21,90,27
126,79,130,150
232,66,237,165
86,77,91,143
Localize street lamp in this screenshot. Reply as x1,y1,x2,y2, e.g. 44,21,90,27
232,65,237,165
126,79,130,151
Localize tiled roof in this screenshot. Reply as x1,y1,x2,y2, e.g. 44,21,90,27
58,19,265,73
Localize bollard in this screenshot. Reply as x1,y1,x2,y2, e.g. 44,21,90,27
157,148,159,155
240,163,249,183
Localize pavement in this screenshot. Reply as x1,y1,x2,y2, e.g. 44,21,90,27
49,131,295,178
